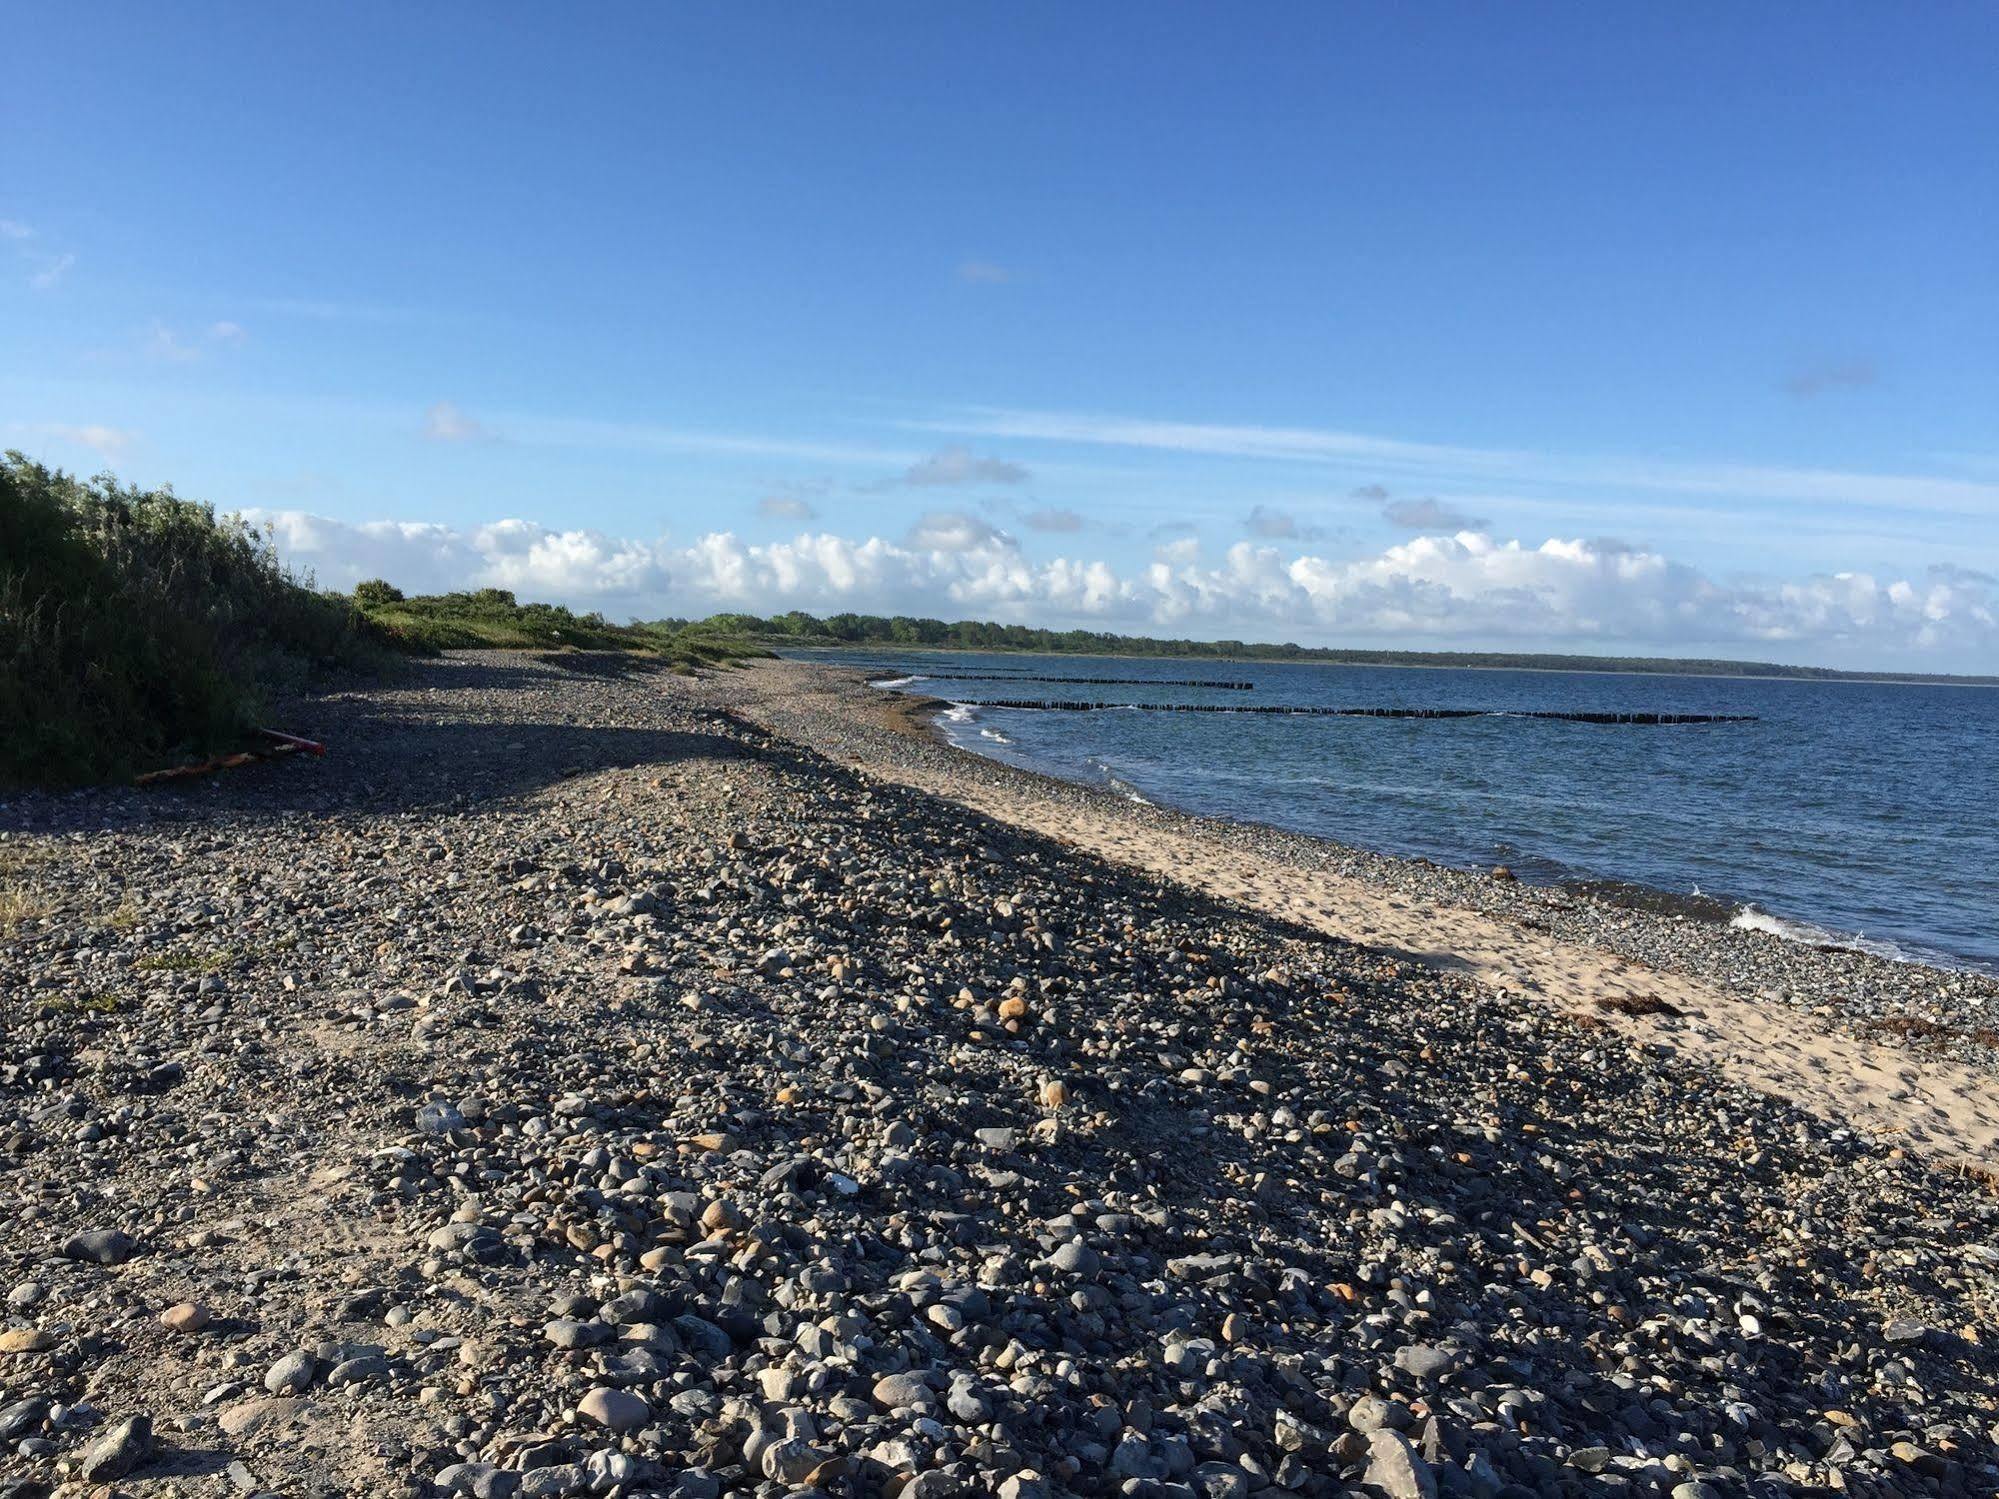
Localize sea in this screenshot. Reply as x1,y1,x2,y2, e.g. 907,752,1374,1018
786,649,1999,975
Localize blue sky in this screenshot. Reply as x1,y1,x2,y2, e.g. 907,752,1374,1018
5,4,1996,668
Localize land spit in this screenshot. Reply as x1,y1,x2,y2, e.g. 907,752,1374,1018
1,651,1995,1499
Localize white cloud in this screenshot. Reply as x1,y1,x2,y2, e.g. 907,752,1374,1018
1383,497,1487,531
0,220,31,240
424,400,489,442
32,424,138,461
250,507,1999,668
208,320,248,345
901,445,1030,487
957,260,1013,284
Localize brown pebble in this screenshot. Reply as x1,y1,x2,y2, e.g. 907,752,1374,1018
160,1301,211,1334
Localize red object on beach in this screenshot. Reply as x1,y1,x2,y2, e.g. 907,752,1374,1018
134,728,327,785
258,728,327,756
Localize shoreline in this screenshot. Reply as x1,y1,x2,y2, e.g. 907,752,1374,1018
920,691,1990,980
4,648,1999,1496
816,663,1999,1027
724,659,1999,1166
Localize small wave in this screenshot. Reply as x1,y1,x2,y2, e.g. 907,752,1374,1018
979,727,1014,745
1086,754,1154,805
1729,903,1913,964
869,675,919,688
940,703,977,725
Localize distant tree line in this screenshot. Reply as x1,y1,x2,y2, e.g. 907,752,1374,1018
641,609,1999,686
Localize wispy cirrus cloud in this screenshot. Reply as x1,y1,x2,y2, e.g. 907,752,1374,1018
423,401,492,442
8,222,78,290
29,252,75,290
910,406,1999,520
5,422,140,461
956,259,1014,284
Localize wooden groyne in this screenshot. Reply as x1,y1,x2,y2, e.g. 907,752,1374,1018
945,698,1756,725
910,673,1255,690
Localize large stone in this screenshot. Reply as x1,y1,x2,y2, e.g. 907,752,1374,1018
264,1349,318,1394
79,1413,153,1481
62,1228,137,1265
577,1385,649,1432
1364,1428,1436,1499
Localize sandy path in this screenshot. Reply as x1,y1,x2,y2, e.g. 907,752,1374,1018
734,667,1999,1175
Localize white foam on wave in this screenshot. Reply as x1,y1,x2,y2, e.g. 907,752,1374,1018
869,675,919,688
940,702,977,725
1086,754,1154,806
1729,903,1913,964
1109,777,1154,806
979,726,1014,745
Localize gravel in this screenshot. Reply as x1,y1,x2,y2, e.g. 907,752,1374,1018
1,649,1996,1497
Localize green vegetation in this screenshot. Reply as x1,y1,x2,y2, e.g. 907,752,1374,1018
350,581,758,670
131,934,296,975
687,609,1999,686
1,456,762,790
1,453,401,787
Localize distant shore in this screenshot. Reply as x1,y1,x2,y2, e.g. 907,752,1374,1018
777,642,1999,689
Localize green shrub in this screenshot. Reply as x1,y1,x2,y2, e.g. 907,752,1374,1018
0,453,399,787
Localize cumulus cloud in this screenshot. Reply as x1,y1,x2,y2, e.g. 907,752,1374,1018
901,445,1029,487
1383,497,1487,532
1784,357,1877,398
208,320,248,345
1022,507,1085,532
1349,483,1391,501
424,401,490,443
250,509,1999,667
758,494,818,521
0,220,30,240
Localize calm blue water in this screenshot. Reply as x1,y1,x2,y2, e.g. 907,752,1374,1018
790,649,1999,973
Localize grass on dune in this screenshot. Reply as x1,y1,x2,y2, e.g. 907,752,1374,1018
1,456,759,789
349,581,761,671
1,453,402,788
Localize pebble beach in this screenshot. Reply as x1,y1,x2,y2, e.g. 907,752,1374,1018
3,651,1997,1499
